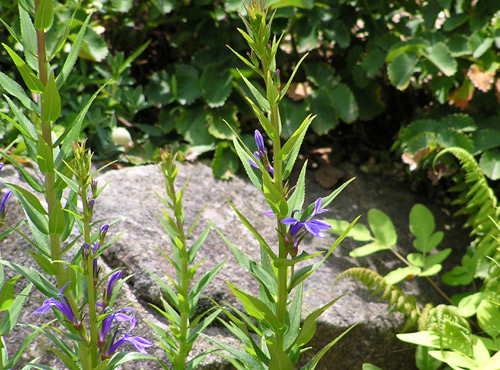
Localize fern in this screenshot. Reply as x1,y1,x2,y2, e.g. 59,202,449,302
433,147,500,282
333,267,420,331
419,304,473,355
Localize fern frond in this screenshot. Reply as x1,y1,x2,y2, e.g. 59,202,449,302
434,147,500,280
333,267,420,331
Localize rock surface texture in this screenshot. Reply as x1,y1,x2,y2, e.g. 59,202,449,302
0,161,468,369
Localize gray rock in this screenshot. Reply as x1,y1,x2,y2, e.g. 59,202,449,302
0,161,468,369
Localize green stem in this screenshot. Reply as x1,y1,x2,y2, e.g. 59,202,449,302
169,176,189,370
83,210,99,368
35,2,91,368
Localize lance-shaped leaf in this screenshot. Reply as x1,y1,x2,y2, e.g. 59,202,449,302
292,294,346,349
237,69,270,112
278,114,314,161
227,281,284,334
2,43,44,93
19,4,38,70
34,0,54,31
279,53,309,100
0,283,32,336
245,96,277,140
56,13,91,88
41,72,60,123
268,342,294,370
0,72,39,112
287,160,307,215
1,261,58,297
5,183,48,234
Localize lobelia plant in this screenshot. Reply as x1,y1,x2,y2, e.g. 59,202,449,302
207,1,358,368
0,0,153,368
146,148,226,370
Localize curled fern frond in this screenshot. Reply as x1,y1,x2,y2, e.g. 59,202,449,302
333,267,420,331
419,304,473,354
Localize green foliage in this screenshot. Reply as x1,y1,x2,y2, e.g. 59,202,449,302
147,150,224,370
333,267,420,331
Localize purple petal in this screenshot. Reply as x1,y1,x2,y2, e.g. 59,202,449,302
304,219,331,238
254,130,265,152
262,210,274,216
249,158,259,169
106,271,123,301
281,217,300,225
124,335,154,354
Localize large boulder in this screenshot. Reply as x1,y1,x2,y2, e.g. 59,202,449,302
0,161,468,369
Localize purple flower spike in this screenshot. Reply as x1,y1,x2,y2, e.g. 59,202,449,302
249,130,274,177
99,307,134,342
106,315,153,355
32,282,78,325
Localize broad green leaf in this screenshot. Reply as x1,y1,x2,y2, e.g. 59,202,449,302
407,253,423,267
34,0,53,31
442,265,473,286
207,105,239,140
448,34,470,57
362,49,386,78
212,143,239,180
388,52,418,90
368,208,397,246
349,241,392,257
397,331,441,348
477,300,500,340
472,37,494,59
457,292,485,317
472,129,500,155
409,204,435,239
175,107,213,146
428,351,477,368
418,264,441,277
309,88,339,135
326,219,372,241
201,65,232,108
150,0,175,14
331,84,358,123
174,64,202,105
424,43,457,76
479,149,500,180
41,72,61,123
2,43,44,93
385,265,421,284
425,248,451,267
362,364,383,370
79,27,108,62
413,231,444,253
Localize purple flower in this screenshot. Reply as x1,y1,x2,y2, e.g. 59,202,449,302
249,130,274,176
32,282,79,325
99,307,133,343
104,313,153,355
0,190,12,219
103,270,123,304
281,198,331,245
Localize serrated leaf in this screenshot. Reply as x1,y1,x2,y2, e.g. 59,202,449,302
175,107,213,146
34,0,53,31
175,64,202,105
479,149,500,180
388,52,418,90
79,27,108,62
201,65,232,108
424,43,457,77
331,84,358,123
472,129,500,155
0,71,39,113
41,72,61,122
2,43,44,93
